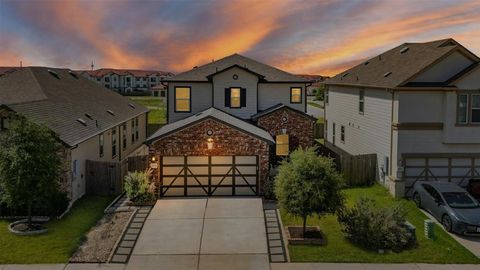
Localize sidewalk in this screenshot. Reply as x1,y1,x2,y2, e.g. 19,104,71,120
271,263,480,270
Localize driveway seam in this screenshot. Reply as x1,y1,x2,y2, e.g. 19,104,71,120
197,198,209,270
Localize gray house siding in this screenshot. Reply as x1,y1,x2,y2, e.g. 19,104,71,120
168,82,213,123
411,51,474,83
258,83,306,112
212,67,259,119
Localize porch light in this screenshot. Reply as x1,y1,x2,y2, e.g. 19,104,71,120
151,156,156,162
207,138,214,150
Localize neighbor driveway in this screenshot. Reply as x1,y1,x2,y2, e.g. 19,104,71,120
128,198,269,270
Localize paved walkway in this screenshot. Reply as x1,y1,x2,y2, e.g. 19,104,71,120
271,263,480,270
128,197,269,270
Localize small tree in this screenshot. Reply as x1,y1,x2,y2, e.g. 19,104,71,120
314,85,325,101
0,118,63,228
275,147,344,236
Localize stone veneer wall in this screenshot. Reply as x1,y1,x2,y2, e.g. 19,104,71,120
256,107,315,151
149,118,271,194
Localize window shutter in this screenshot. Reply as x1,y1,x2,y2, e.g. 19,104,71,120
225,88,231,107
240,88,246,107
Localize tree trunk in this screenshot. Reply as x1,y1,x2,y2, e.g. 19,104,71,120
302,215,307,237
27,201,32,229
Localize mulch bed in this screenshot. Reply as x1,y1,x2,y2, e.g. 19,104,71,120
70,211,133,263
287,226,327,245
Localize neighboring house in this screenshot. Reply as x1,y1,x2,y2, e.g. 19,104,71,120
324,38,480,197
146,54,316,197
77,68,174,94
0,67,149,203
151,84,167,97
297,74,328,95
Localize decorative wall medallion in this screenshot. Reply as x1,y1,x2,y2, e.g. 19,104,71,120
233,74,239,80
281,116,288,122
206,130,213,136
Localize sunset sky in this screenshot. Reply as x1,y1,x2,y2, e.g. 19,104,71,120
0,0,479,76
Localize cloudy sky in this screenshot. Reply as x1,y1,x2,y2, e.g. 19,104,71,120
1,0,479,76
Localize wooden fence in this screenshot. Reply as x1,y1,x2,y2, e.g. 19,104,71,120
316,142,377,186
314,123,324,139
86,155,149,196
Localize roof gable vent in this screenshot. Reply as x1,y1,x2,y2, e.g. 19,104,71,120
383,71,392,77
400,47,409,54
85,113,93,120
364,61,369,66
107,110,115,116
76,118,87,126
340,73,349,80
128,103,136,109
68,70,79,79
439,40,456,47
48,69,60,79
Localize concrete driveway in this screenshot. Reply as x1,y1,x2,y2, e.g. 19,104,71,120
128,198,269,270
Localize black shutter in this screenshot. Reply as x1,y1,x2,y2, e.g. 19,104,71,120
240,88,246,107
225,88,231,107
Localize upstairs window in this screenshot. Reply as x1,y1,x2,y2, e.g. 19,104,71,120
472,94,480,123
276,134,289,156
131,119,135,143
111,128,117,158
225,87,246,108
325,88,329,104
359,89,365,114
175,87,191,112
341,125,345,143
99,133,104,157
290,87,302,103
457,94,468,124
122,124,127,149
0,117,9,131
135,117,139,140
332,122,336,145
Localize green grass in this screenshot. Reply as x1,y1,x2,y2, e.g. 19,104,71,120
316,117,325,124
129,96,166,124
307,101,324,109
281,184,480,264
0,196,113,264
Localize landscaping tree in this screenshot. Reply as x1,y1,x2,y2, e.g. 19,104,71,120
275,147,344,236
0,118,63,228
314,85,326,101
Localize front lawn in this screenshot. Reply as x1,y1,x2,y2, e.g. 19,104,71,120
307,101,324,109
0,196,113,264
281,184,480,264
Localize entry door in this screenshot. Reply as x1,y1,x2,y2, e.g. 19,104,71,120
160,155,258,197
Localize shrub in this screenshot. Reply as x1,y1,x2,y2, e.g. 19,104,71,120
337,197,413,252
275,147,344,236
124,169,155,204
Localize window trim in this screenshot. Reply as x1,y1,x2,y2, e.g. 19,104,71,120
359,89,365,114
276,134,289,156
290,87,302,104
457,93,469,124
456,92,480,125
174,86,191,113
471,94,480,124
340,125,345,143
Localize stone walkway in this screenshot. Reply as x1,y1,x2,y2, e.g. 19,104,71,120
110,206,153,263
263,205,288,262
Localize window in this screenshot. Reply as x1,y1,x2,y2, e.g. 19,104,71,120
122,124,127,149
276,134,289,156
230,87,241,108
472,94,480,123
359,89,365,113
99,133,104,157
135,117,139,140
457,94,468,124
341,125,345,143
175,87,191,112
290,87,302,103
325,119,328,141
131,119,135,143
111,128,117,158
225,87,246,108
332,123,336,145
104,77,110,83
0,117,9,131
150,77,155,82
325,88,329,104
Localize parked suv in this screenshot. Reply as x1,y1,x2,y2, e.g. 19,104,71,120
467,179,480,202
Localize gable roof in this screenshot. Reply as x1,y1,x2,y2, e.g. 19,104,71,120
0,67,149,146
146,107,274,144
165,54,308,83
326,38,479,89
251,103,317,121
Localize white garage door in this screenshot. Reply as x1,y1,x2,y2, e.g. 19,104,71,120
160,155,259,197
404,155,480,196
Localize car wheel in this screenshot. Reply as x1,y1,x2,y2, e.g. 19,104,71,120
442,215,453,232
413,193,421,208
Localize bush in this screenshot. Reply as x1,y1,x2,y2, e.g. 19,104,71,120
337,197,414,252
124,169,155,204
275,147,344,236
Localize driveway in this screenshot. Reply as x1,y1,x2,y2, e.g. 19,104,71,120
128,198,269,270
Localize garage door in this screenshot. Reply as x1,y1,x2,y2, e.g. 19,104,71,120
404,155,480,196
159,155,258,197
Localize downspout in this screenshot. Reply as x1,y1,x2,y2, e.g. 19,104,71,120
161,80,169,123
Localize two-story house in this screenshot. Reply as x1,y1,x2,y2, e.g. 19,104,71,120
146,54,316,197
324,38,480,197
0,67,149,203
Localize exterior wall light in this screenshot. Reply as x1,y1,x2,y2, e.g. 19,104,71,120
207,138,214,150
151,156,156,162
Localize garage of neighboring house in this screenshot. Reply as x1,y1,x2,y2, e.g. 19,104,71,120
403,154,480,196
145,107,274,197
